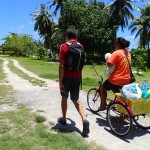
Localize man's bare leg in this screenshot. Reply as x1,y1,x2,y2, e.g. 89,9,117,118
61,97,67,120
73,100,90,136
72,100,86,122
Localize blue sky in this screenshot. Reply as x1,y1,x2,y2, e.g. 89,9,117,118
0,0,148,49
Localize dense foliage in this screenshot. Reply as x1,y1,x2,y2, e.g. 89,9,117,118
1,33,36,56
1,33,47,58
59,0,117,63
131,48,148,73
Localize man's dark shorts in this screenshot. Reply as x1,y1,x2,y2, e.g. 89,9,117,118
61,77,81,101
103,79,121,92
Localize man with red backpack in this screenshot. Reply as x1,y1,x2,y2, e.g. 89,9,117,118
58,28,90,136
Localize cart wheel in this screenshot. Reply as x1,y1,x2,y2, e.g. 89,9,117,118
87,88,101,113
133,113,150,129
107,102,133,136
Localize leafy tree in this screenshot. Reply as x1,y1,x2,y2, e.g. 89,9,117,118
104,0,141,30
131,48,148,73
1,33,36,56
58,0,117,63
34,41,47,59
48,0,67,15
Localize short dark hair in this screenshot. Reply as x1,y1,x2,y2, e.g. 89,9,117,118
66,28,78,39
116,37,130,48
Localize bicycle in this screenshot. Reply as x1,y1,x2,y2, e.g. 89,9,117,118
87,63,150,136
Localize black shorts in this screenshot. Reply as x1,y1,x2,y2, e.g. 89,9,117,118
61,77,81,101
103,79,120,92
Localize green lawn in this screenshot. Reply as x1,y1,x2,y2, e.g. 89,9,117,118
8,60,46,87
5,56,150,99
0,59,5,80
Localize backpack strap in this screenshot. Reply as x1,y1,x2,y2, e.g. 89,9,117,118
66,41,81,45
66,41,83,90
80,72,82,90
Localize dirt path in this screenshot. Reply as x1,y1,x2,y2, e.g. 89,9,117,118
1,58,150,150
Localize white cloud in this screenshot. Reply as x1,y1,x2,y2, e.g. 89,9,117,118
17,25,25,30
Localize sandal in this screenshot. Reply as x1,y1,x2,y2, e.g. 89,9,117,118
98,104,108,111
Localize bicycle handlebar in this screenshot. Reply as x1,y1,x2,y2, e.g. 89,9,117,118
91,62,103,80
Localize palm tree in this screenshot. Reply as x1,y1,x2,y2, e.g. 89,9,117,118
31,4,54,58
48,0,67,16
129,5,150,48
104,0,141,30
141,5,150,49
129,18,147,48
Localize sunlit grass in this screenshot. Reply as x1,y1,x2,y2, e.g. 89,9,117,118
7,57,59,82
5,56,150,92
8,60,46,87
0,105,105,150
0,59,5,80
0,56,106,150
3,56,150,101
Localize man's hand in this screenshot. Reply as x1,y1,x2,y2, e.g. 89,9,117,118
59,83,65,92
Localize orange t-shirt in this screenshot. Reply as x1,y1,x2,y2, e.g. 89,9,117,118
108,49,131,85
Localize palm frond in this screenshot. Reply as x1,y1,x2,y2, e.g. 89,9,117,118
135,29,142,39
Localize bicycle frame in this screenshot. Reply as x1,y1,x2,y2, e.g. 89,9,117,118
108,97,134,117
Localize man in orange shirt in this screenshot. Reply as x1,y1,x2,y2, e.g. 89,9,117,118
58,28,90,136
99,37,131,110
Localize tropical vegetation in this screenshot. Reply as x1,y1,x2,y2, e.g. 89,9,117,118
0,0,150,71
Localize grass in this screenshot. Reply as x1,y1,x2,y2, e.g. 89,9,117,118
0,105,105,150
0,84,15,105
0,59,5,80
5,56,150,91
35,116,46,123
7,57,59,82
0,59,14,105
3,56,150,101
8,60,46,87
0,56,106,150
7,56,150,100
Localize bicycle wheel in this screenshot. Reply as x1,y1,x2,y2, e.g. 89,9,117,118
133,113,150,129
87,88,101,113
107,102,133,136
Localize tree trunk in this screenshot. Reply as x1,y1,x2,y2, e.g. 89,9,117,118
48,37,54,59
44,35,54,59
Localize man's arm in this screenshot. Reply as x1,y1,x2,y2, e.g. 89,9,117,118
59,59,65,92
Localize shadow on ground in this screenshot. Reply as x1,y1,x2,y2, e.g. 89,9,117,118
95,113,150,143
51,118,89,138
